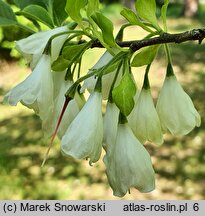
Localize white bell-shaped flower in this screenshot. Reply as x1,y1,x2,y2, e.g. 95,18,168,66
81,50,121,99
128,88,163,145
61,92,103,164
4,54,53,124
43,71,84,138
16,26,68,55
103,102,120,155
16,26,69,67
104,123,155,197
57,93,85,139
156,74,201,135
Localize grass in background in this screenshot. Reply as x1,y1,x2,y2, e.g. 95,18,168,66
0,3,205,199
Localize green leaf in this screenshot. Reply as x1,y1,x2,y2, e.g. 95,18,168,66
0,0,18,26
14,0,47,9
52,55,70,71
62,43,89,60
90,51,127,76
160,0,169,32
135,0,160,31
15,0,67,27
65,0,87,23
91,12,117,48
120,7,153,33
92,29,115,54
53,0,67,26
62,42,91,70
112,71,136,116
131,45,160,67
87,0,99,17
121,7,141,25
17,5,54,28
42,0,53,9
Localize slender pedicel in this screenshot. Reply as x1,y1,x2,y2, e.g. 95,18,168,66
41,96,71,167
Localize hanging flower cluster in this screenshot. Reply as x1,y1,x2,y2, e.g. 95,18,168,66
4,26,201,197
2,0,202,197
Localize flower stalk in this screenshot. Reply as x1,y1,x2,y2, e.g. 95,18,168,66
41,96,71,167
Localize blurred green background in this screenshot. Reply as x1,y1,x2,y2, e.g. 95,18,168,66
0,0,205,199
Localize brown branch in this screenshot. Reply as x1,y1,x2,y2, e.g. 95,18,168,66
91,28,205,52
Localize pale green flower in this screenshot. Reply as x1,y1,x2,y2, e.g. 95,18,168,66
156,75,201,135
81,50,121,99
16,26,69,67
103,102,120,155
4,54,53,124
43,71,84,138
61,92,103,165
57,92,85,139
104,123,155,197
128,88,163,145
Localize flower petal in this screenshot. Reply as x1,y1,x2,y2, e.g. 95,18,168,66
42,71,81,137
61,92,103,164
4,54,54,138
104,123,155,197
81,49,121,99
128,88,163,145
16,26,68,56
156,75,201,135
103,102,120,155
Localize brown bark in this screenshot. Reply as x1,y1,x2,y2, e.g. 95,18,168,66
90,28,205,52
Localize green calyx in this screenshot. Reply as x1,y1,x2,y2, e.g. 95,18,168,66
142,64,151,90
65,83,78,99
94,75,102,93
119,112,128,124
166,63,174,77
